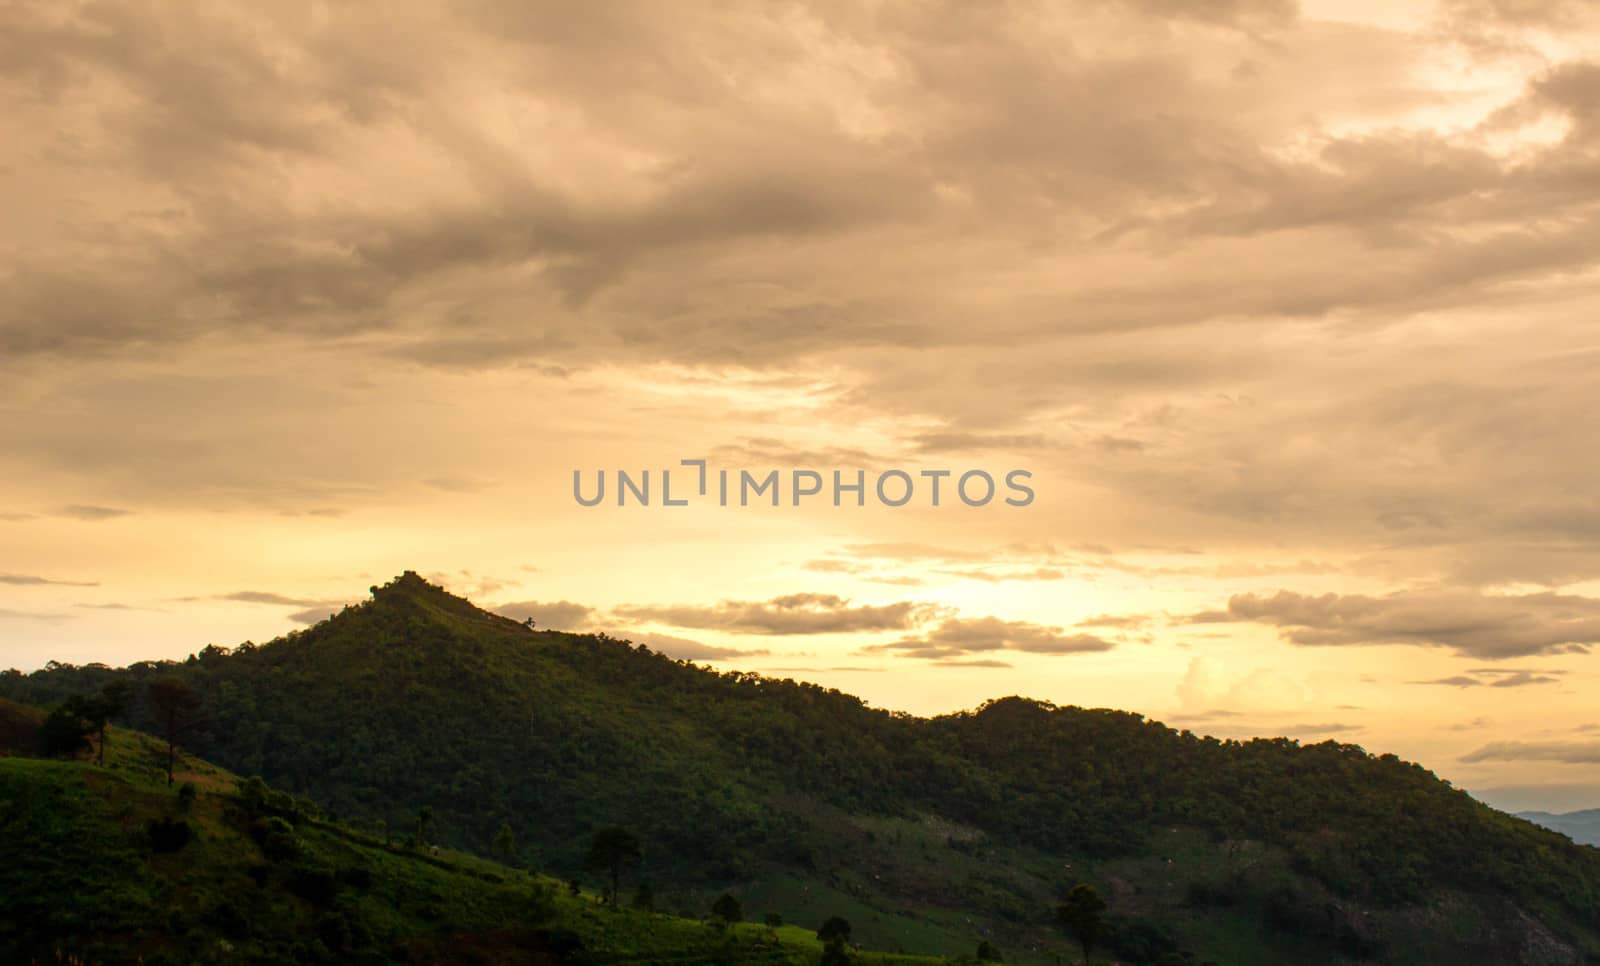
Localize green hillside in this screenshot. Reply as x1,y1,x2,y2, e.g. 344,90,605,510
0,713,939,965
6,572,1600,964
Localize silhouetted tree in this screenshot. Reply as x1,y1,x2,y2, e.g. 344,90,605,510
416,805,434,848
632,880,655,912
820,937,852,966
976,939,1001,961
147,677,202,786
495,821,516,862
38,705,92,759
764,912,784,928
818,916,852,944
711,892,743,925
65,680,132,766
583,826,641,905
1057,883,1107,965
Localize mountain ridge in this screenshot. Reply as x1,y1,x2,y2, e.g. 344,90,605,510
1518,809,1600,848
4,571,1599,964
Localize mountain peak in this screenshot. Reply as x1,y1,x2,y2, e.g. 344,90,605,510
362,570,528,633
371,569,435,598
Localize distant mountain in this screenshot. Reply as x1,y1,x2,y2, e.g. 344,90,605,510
5,571,1600,965
1518,809,1600,847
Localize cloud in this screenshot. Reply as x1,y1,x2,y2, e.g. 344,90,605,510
198,590,347,624
423,476,495,493
1187,589,1600,659
803,559,868,575
1462,741,1600,764
288,606,338,626
934,567,1065,583
616,630,767,662
1077,613,1151,629
907,432,1052,453
491,600,595,629
866,616,1116,661
614,593,946,635
54,505,133,521
0,574,98,587
0,607,72,622
218,591,325,607
1412,668,1565,688
1279,722,1362,737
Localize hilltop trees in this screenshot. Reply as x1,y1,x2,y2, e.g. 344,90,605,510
584,826,641,906
1058,884,1107,965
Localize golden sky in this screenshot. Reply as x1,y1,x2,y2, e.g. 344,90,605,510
4,0,1600,811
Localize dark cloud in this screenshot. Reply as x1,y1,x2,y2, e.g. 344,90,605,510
867,616,1116,661
1187,589,1600,659
615,593,945,635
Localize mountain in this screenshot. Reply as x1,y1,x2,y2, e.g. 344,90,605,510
1519,809,1600,848
5,572,1600,964
0,707,938,964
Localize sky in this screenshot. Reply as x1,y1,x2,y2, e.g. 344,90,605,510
3,0,1600,812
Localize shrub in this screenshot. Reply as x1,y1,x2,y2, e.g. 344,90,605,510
146,818,191,853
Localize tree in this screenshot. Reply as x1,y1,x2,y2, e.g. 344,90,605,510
65,680,132,766
632,880,655,912
711,892,743,925
820,938,852,966
1057,884,1107,965
38,705,92,759
583,826,641,906
495,821,517,862
147,677,202,786
818,916,852,944
976,939,1001,961
417,806,435,848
